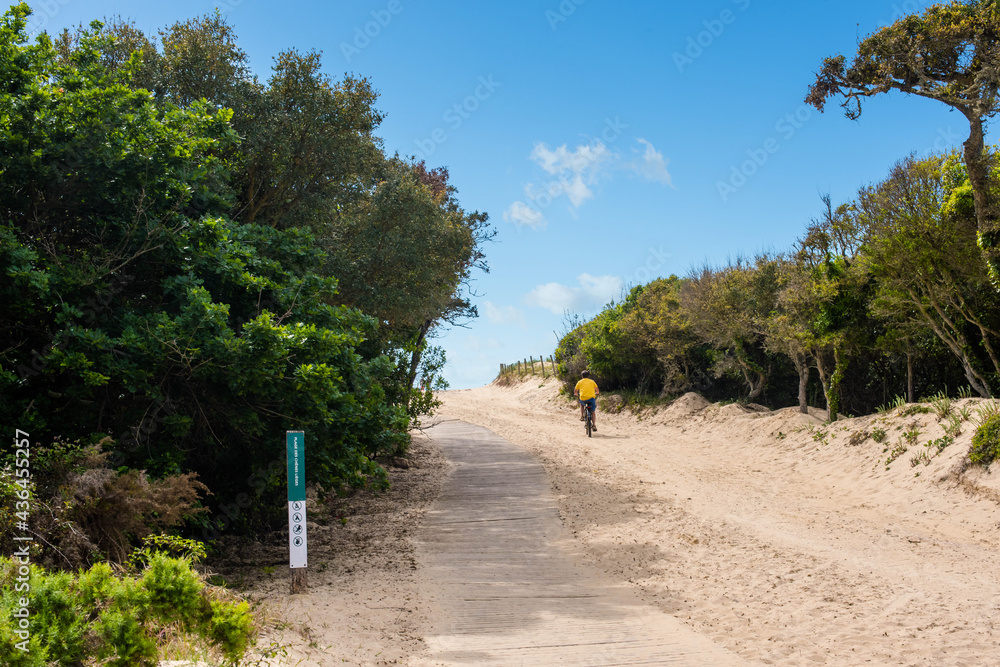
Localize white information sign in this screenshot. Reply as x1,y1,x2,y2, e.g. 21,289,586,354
287,431,307,569
288,500,307,568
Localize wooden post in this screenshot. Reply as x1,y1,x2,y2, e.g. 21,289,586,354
541,355,546,378
291,568,307,594
550,355,556,375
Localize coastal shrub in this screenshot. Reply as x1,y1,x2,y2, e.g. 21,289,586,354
2,439,209,570
126,534,207,572
970,414,1000,466
0,554,255,666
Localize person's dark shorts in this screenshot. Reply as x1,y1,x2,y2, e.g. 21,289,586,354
579,397,596,412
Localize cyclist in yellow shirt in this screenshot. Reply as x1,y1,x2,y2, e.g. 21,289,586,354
574,370,599,431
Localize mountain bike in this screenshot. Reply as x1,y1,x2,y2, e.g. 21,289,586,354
584,402,594,437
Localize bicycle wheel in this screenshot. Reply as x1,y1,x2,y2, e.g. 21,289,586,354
586,409,592,437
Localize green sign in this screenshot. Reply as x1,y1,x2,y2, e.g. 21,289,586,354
286,431,305,502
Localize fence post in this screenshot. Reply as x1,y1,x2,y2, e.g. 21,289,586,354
541,355,546,378
550,355,556,375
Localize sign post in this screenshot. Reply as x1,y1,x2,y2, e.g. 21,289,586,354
286,430,307,593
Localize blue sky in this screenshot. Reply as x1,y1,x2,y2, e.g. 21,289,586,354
24,0,974,388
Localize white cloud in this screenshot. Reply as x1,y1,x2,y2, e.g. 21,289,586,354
524,273,624,315
504,135,674,229
531,142,609,175
562,174,593,207
631,138,675,187
483,301,525,327
503,201,546,228
521,141,611,211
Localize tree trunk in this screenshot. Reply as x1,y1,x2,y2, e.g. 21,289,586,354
963,114,1000,287
827,348,847,422
906,352,915,403
908,287,993,397
405,319,433,401
734,344,767,401
814,349,844,421
794,352,809,414
747,370,766,401
815,352,830,413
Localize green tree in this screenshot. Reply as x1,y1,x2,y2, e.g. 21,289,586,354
577,286,659,391
790,197,872,421
856,152,1000,397
806,0,1000,285
618,276,704,394
681,257,780,401
0,7,407,531
765,255,818,414
37,8,494,442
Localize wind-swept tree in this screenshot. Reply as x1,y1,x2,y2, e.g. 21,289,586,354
766,255,819,414
682,258,780,401
806,0,1000,284
856,152,1000,397
790,196,872,421
618,276,704,394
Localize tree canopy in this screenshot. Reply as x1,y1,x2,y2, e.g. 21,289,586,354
556,150,994,416
0,3,491,545
806,0,1000,285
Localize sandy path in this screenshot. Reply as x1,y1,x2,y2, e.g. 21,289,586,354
435,379,1000,666
412,419,748,665
218,434,450,666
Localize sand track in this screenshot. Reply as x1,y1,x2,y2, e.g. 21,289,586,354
247,378,999,665
413,419,747,665
435,379,1000,666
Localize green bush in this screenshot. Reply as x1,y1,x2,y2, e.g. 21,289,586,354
127,534,207,572
207,598,255,662
970,413,1000,466
0,554,255,666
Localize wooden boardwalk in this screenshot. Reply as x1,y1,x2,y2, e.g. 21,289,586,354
415,420,749,666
